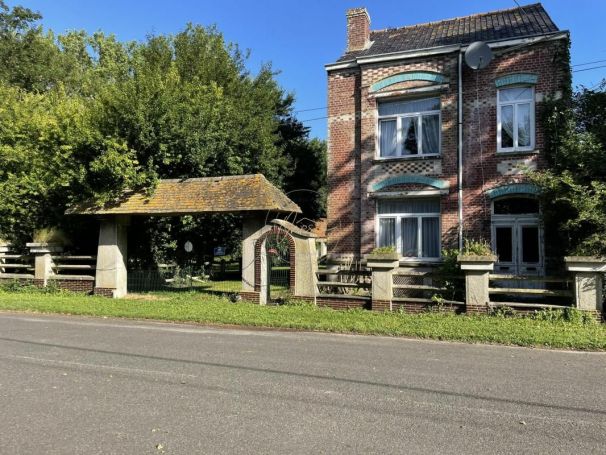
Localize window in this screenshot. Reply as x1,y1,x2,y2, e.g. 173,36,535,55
376,198,440,259
378,97,441,158
497,87,535,152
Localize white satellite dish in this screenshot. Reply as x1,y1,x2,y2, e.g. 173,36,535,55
184,241,193,253
465,41,493,70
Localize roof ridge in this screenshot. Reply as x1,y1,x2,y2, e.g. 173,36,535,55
371,2,544,34
158,174,260,183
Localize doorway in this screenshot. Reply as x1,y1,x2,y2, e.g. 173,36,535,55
491,196,543,276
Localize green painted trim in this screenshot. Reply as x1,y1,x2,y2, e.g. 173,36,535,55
495,73,538,88
371,175,450,191
486,184,540,199
370,72,447,93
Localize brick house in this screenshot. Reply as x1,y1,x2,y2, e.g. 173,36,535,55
325,3,570,276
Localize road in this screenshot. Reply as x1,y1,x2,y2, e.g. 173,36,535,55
0,313,604,454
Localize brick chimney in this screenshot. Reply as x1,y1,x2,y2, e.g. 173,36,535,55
346,7,370,52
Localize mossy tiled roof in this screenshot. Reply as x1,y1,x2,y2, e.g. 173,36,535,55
67,174,301,215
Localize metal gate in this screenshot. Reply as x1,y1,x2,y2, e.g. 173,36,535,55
264,230,291,301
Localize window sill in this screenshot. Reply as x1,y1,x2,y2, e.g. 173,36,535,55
496,149,539,156
373,155,441,163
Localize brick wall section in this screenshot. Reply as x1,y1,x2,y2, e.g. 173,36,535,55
392,301,466,314
346,8,370,52
53,279,94,294
240,291,260,304
94,287,114,298
316,296,370,310
326,39,568,258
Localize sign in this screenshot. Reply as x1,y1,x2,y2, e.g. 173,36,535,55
213,246,226,256
184,241,193,253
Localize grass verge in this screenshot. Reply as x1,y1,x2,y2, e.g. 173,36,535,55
0,290,604,350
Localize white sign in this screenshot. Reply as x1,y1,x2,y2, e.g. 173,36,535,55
184,241,193,253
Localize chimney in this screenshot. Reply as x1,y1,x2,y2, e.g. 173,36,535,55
346,8,370,52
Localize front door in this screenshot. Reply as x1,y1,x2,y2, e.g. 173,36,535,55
491,197,543,276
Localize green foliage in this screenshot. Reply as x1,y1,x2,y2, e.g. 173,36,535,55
461,239,493,256
0,291,604,349
533,307,597,325
432,248,464,302
0,2,326,259
370,246,397,254
532,82,606,256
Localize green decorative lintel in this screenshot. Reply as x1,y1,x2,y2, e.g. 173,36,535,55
495,73,538,88
370,72,447,93
371,175,450,192
486,183,540,199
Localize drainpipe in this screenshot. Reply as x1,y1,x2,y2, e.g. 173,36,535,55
457,49,464,250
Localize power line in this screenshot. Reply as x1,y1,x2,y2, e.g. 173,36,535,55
573,64,606,73
572,59,606,67
294,106,327,113
300,116,329,122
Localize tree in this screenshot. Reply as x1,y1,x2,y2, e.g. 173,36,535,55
532,81,606,257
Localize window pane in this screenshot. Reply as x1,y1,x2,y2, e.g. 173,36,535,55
500,105,514,148
422,114,440,154
401,218,418,257
402,117,418,155
377,198,440,214
495,227,513,263
499,87,532,102
380,120,397,157
522,226,539,263
493,197,539,215
421,217,440,257
378,97,440,116
378,218,396,248
517,103,531,147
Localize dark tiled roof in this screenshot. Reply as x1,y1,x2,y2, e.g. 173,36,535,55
336,3,559,62
67,174,301,215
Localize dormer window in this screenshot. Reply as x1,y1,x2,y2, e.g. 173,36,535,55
497,86,535,152
378,97,441,158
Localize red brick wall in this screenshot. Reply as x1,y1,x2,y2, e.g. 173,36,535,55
326,38,569,259
316,296,370,310
346,8,370,52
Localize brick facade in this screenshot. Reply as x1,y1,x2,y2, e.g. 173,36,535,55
327,16,568,261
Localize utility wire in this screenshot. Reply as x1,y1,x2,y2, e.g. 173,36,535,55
573,64,606,73
294,106,327,113
572,59,606,67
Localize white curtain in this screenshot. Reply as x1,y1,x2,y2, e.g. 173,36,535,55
380,120,397,157
401,218,418,257
378,218,395,247
402,117,418,155
500,104,514,148
378,198,440,214
517,103,531,147
421,217,440,258
378,97,440,116
422,114,440,154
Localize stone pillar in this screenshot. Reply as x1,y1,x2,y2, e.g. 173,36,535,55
365,253,399,311
240,214,268,304
458,255,496,312
26,243,64,286
564,257,606,316
95,216,129,298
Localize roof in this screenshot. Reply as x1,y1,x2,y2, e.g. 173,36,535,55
336,3,560,63
66,174,301,216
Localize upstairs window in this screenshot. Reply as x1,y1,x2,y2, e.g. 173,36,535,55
378,97,441,158
497,87,535,152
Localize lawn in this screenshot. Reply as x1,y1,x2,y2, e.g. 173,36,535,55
0,290,604,350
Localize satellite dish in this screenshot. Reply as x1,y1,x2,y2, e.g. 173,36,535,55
465,41,493,70
184,241,193,253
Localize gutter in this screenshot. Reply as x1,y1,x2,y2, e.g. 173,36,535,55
457,49,464,251
325,31,569,71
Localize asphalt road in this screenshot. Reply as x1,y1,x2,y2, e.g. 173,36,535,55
0,313,604,454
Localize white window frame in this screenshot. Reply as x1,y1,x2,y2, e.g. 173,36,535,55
375,201,441,260
496,86,535,153
376,98,441,159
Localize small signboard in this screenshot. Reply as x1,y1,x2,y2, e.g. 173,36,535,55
184,241,193,253
213,246,226,257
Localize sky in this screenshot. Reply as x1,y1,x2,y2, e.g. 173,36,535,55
7,0,606,140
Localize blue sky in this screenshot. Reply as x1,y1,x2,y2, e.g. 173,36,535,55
8,0,606,139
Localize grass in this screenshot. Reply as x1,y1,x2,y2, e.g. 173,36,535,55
0,290,604,350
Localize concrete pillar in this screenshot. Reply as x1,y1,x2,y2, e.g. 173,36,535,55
95,216,129,298
458,255,496,311
241,214,268,294
564,257,606,315
292,237,318,301
26,243,63,286
365,253,399,311
0,244,9,273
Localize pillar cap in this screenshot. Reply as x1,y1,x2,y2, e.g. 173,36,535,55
458,255,496,271
365,253,400,269
564,256,606,273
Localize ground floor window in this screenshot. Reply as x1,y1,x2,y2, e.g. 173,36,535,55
376,198,440,259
